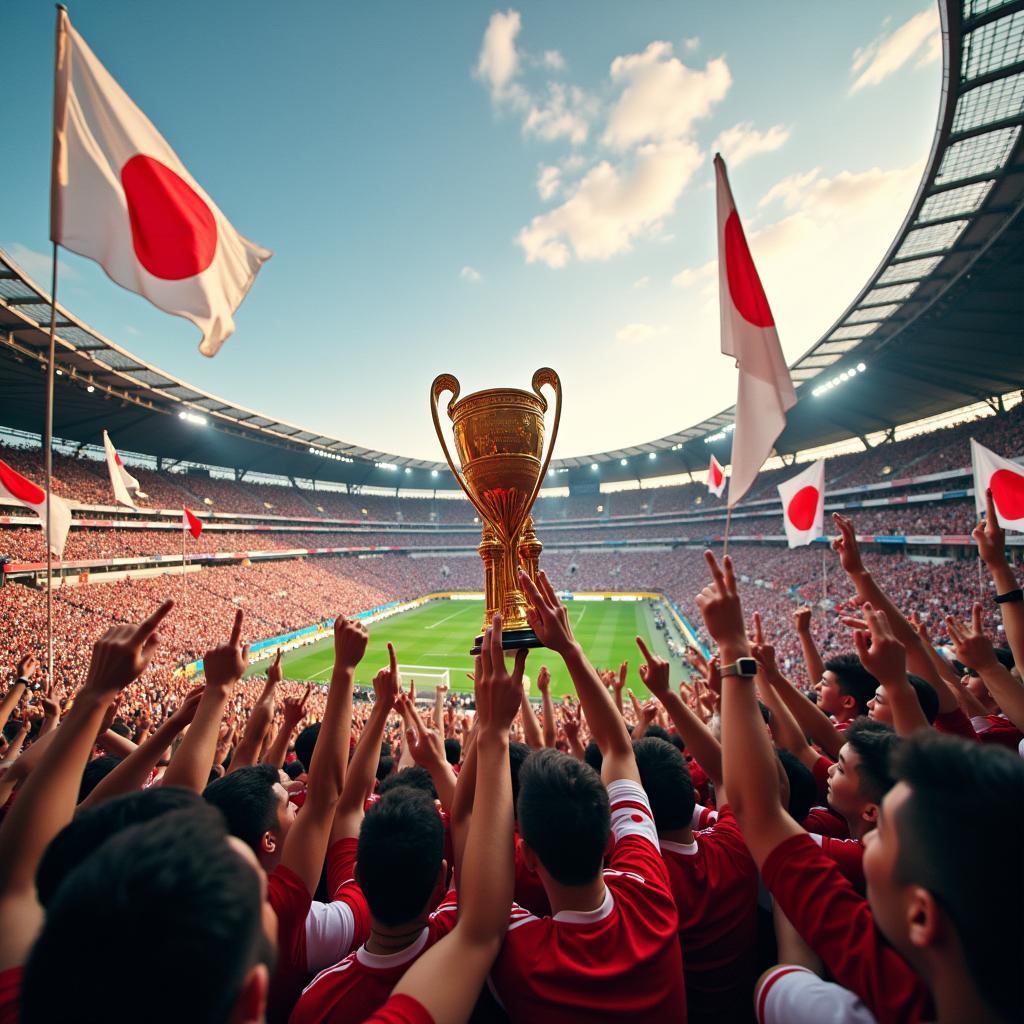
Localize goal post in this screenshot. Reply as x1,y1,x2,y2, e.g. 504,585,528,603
399,664,451,695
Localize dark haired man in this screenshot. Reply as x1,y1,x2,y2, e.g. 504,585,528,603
816,655,877,728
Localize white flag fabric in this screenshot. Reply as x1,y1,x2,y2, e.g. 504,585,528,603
971,438,1024,533
715,154,796,507
102,430,140,508
51,10,271,357
0,459,73,558
777,459,826,548
707,454,727,498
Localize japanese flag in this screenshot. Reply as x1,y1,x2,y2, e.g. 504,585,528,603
183,507,203,539
51,10,271,357
102,430,141,508
0,459,73,558
971,439,1024,533
777,459,826,548
707,455,726,498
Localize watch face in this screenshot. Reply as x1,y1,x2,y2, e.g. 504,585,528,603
737,657,759,677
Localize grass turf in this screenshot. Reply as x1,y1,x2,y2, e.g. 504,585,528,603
256,597,673,699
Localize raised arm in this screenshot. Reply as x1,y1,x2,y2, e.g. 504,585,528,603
537,666,556,748
974,487,1024,672
521,569,638,785
518,680,544,750
0,654,35,735
161,610,248,793
405,695,458,810
0,600,173,970
391,616,519,1024
792,607,825,690
637,636,724,787
696,552,802,868
229,651,282,772
280,614,361,894
264,683,311,769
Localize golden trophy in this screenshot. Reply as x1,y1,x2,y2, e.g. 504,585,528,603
430,368,562,654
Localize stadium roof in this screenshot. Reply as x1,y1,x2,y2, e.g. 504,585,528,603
1,0,1022,492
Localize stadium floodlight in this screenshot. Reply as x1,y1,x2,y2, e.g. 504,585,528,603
431,469,439,477
857,362,866,372
620,458,628,466
404,467,412,474
86,385,94,393
648,452,656,460
590,463,598,471
178,410,207,426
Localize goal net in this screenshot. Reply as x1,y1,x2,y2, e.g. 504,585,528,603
400,664,451,696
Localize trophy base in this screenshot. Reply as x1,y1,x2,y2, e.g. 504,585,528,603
470,627,542,656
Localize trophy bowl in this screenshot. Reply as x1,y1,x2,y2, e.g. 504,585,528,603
431,369,561,654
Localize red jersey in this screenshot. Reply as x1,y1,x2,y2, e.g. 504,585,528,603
972,713,1024,751
268,864,315,1024
364,994,434,1024
933,708,977,741
809,833,865,893
660,805,758,1023
490,779,685,1023
692,805,719,829
290,889,457,1024
757,964,880,1024
802,806,849,838
0,965,20,1024
761,833,932,1024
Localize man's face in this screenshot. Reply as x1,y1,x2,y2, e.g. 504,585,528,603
867,688,893,725
816,671,845,716
272,782,297,843
826,742,867,822
863,782,911,959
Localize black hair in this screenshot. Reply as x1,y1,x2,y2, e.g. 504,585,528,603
643,724,671,743
669,733,685,752
203,763,282,852
633,737,695,831
825,654,878,716
357,789,444,925
906,674,939,724
294,722,321,772
375,755,395,784
509,741,531,808
23,804,273,1024
777,750,817,823
443,737,462,766
892,732,1024,1020
517,748,610,886
38,787,201,908
377,765,437,800
78,755,123,802
283,760,305,781
583,740,603,775
845,717,901,805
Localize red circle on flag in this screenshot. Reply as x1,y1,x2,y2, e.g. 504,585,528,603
0,461,45,506
725,211,774,328
710,461,723,486
991,469,1024,521
787,486,819,531
121,155,217,280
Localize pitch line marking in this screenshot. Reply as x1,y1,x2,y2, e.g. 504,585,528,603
425,604,478,630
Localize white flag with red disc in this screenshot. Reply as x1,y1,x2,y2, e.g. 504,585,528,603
777,459,826,548
0,459,73,558
971,438,1024,533
707,454,727,498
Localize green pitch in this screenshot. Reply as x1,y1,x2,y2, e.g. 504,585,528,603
259,597,675,699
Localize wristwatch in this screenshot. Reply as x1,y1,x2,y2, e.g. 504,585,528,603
720,657,759,679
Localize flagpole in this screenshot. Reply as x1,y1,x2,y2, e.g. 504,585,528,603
822,547,828,602
723,507,732,558
182,517,187,607
44,241,60,682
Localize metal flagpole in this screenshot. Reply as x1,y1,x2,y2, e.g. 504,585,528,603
723,507,732,558
822,547,828,602
182,515,187,606
44,242,59,682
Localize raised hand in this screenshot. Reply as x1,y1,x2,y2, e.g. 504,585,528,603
16,653,38,682
281,684,312,726
831,512,865,576
520,569,576,656
536,665,551,694
614,660,628,693
636,636,670,698
333,615,369,672
852,603,907,685
167,685,204,727
474,613,529,734
750,613,780,679
946,603,999,672
267,649,283,686
203,609,249,690
973,487,1007,568
373,643,401,710
695,551,748,652
84,600,174,695
792,606,812,634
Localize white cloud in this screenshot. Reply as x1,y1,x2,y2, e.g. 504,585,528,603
476,10,523,100
632,276,650,289
542,49,566,71
536,164,561,200
459,265,482,283
683,36,700,52
713,122,790,167
603,44,731,150
616,322,663,344
850,7,940,93
523,83,596,145
516,139,703,267
671,258,715,290
758,167,822,209
1,242,78,284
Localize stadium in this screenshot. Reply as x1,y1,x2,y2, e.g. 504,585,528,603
1,3,1024,1023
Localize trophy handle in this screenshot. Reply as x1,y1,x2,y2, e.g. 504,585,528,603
430,373,493,527
523,367,562,518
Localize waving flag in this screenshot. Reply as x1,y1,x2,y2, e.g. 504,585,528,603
971,439,1024,533
51,9,271,357
707,454,727,498
102,430,141,508
715,154,796,507
183,507,203,539
0,459,73,558
777,459,826,548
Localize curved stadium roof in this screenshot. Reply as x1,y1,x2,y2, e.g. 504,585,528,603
1,0,1022,492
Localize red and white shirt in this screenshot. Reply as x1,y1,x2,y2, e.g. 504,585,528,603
290,889,458,1024
660,805,759,1023
757,965,878,1024
489,779,685,1023
761,833,932,1024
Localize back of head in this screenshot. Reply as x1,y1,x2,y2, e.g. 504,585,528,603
294,722,321,772
203,763,280,852
825,654,878,716
78,755,123,802
375,754,395,784
906,675,939,724
891,732,1024,1020
517,748,610,886
583,740,603,774
777,749,817,822
357,789,444,925
443,737,461,766
633,737,694,831
644,724,671,743
845,717,901,805
377,765,437,800
509,741,531,807
23,804,272,1024
37,787,201,908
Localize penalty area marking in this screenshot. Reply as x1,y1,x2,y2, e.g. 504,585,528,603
424,604,479,630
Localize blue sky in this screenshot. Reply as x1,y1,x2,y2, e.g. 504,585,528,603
3,1,941,460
